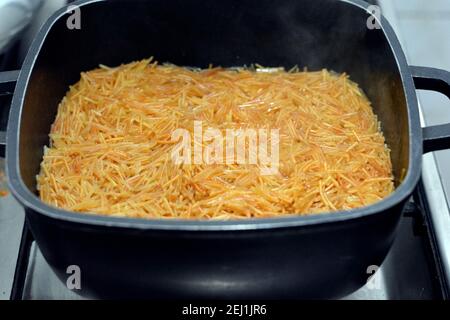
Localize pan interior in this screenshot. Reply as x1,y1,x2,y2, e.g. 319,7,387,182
18,0,409,202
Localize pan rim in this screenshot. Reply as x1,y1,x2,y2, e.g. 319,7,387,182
6,0,422,231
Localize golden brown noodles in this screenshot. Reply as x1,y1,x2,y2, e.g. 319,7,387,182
37,59,394,220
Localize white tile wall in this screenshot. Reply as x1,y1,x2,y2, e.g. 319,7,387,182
391,0,450,13
379,0,450,204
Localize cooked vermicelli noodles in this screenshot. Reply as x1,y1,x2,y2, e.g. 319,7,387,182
37,58,394,219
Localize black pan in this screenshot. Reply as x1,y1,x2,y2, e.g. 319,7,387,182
1,0,450,299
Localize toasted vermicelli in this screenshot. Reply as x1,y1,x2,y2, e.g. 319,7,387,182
37,58,394,220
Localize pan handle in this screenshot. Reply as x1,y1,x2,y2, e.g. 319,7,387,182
410,66,450,154
0,70,19,157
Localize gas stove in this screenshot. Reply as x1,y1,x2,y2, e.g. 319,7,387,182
1,0,450,300
5,190,447,300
